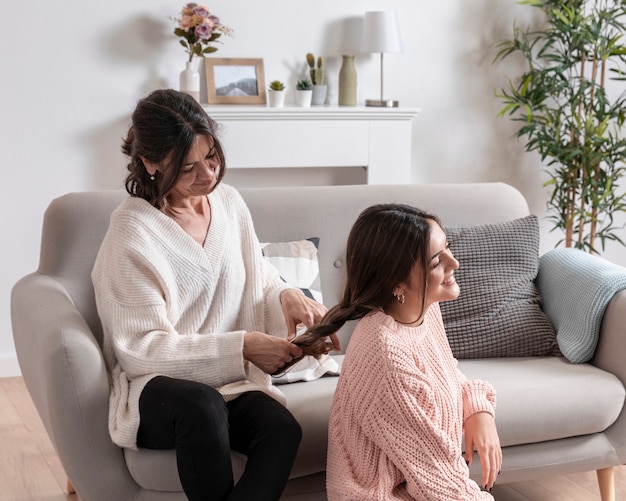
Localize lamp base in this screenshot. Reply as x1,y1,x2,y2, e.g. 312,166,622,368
365,98,399,108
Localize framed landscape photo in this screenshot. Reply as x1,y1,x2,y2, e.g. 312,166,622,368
205,58,266,105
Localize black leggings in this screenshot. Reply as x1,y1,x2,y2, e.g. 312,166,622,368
137,376,302,501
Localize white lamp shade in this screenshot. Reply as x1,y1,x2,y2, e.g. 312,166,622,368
361,11,403,54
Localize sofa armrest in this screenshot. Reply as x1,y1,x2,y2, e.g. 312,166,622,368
594,289,626,461
595,289,626,374
11,273,139,501
538,252,626,464
537,248,626,363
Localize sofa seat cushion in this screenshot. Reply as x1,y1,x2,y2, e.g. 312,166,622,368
124,447,246,492
124,357,342,492
124,355,625,491
458,357,625,448
279,372,340,476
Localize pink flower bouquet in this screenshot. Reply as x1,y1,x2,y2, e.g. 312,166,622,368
174,3,232,62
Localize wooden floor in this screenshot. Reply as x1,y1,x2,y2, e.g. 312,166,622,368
1,375,625,501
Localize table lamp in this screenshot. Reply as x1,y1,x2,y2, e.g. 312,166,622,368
361,11,403,107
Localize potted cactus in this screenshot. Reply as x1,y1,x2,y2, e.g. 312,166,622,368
295,79,313,107
306,53,324,85
268,80,285,108
306,53,327,105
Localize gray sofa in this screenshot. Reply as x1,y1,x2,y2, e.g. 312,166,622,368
11,183,626,500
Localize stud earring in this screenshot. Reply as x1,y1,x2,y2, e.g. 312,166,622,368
150,175,155,181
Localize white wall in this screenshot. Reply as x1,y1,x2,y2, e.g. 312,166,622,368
2,0,625,376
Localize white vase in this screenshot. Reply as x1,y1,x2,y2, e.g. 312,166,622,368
268,90,285,108
179,61,200,101
311,85,327,106
296,89,313,107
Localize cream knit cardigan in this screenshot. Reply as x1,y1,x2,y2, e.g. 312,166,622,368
92,184,290,450
327,305,496,501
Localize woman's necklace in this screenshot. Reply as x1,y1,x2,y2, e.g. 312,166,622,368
381,308,423,326
395,317,423,325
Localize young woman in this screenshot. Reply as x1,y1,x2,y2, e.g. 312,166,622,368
293,203,502,500
92,89,338,501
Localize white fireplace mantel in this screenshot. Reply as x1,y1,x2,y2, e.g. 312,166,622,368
203,105,421,185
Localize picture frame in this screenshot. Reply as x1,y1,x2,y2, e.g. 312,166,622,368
205,58,266,105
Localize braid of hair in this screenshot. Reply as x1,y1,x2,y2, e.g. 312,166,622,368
272,301,376,375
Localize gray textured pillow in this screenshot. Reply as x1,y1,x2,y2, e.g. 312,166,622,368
440,215,559,359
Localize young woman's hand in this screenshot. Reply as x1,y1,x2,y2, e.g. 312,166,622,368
464,411,502,492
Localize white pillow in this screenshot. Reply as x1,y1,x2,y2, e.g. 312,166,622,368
261,237,340,383
271,353,340,384
261,237,323,303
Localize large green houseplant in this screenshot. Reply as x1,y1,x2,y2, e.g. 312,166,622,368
494,0,626,253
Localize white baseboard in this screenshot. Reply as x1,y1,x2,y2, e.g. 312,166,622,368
0,356,21,378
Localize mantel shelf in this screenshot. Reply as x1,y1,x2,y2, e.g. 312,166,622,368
202,104,421,184
203,105,422,122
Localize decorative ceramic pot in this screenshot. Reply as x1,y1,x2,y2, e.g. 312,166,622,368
338,55,357,106
179,61,200,101
268,90,286,107
311,84,327,106
296,89,313,107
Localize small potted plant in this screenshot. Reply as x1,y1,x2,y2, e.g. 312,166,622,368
295,79,313,107
306,53,327,105
268,80,286,108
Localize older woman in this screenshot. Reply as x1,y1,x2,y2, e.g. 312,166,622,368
92,89,337,501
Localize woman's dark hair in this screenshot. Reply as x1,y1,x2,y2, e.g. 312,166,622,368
122,89,226,211
284,203,440,371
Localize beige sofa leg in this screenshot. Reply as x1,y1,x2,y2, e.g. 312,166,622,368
66,478,76,494
597,467,615,501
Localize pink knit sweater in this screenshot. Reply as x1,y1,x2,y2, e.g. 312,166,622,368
327,304,495,500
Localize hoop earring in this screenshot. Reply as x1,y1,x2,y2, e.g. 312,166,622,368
394,293,405,304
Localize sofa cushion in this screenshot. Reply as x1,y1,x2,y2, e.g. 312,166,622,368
261,237,323,303
124,448,246,492
278,369,341,477
272,352,340,384
459,357,625,448
440,215,559,359
125,354,625,491
261,237,340,384
124,356,344,492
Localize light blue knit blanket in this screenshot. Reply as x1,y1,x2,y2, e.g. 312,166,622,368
537,248,626,363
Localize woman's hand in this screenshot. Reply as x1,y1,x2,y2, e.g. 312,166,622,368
279,289,341,350
280,288,326,338
243,332,303,374
464,411,502,492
